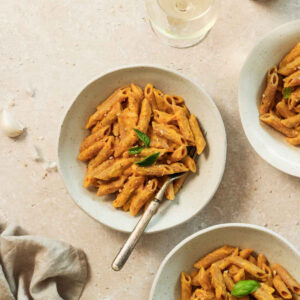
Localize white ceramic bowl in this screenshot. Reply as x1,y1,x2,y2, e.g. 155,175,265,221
150,223,300,300
239,20,300,177
58,65,226,233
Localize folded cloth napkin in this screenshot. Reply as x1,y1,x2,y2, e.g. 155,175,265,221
0,221,88,300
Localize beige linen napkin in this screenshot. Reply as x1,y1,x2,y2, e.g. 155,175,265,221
0,221,88,300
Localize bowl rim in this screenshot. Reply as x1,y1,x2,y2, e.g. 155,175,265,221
57,64,227,233
149,222,300,299
238,19,300,177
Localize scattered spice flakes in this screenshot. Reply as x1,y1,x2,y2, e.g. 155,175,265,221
24,163,28,167
42,172,48,179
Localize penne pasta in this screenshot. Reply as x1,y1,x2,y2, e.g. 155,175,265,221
153,109,176,124
279,43,300,71
259,113,298,138
80,83,206,215
182,155,196,173
97,176,127,196
284,70,300,88
113,176,145,208
210,263,227,299
281,114,300,128
80,125,111,152
173,105,194,142
279,56,300,76
252,283,275,300
228,265,240,276
273,275,293,299
173,173,188,195
133,162,189,176
233,268,245,282
239,248,253,259
272,264,300,295
180,272,192,300
78,139,105,161
93,158,134,180
229,256,266,280
86,88,129,129
113,123,119,138
194,246,235,269
137,98,152,133
191,289,215,300
249,255,258,265
169,145,188,162
192,267,212,290
179,246,300,300
223,270,235,291
144,83,158,110
139,147,167,158
276,101,296,119
84,136,114,187
189,114,206,155
149,128,170,149
130,83,144,101
288,88,300,110
165,182,175,200
259,72,279,115
152,121,186,145
257,254,267,269
129,179,158,216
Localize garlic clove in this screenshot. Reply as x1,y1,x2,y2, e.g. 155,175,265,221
1,109,25,138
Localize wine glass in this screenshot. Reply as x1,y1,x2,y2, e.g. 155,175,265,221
146,0,219,48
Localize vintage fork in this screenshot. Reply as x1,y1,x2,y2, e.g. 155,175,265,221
112,146,197,271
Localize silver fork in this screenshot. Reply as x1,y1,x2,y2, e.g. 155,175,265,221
112,146,197,271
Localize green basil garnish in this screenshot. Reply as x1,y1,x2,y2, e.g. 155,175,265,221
135,152,160,167
283,87,292,99
231,280,260,297
129,146,144,155
134,129,150,147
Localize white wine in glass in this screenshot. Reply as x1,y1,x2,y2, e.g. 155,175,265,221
146,0,219,48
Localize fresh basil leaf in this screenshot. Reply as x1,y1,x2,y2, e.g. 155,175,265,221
283,87,292,99
135,152,160,167
129,146,144,155
134,129,150,147
231,280,260,297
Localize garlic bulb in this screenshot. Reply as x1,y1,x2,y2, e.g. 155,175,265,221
1,109,25,138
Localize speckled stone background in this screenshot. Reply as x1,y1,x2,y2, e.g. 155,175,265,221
0,0,300,299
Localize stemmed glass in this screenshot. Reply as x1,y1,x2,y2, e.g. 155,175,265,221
146,0,219,48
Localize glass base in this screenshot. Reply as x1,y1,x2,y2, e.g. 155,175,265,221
149,21,210,48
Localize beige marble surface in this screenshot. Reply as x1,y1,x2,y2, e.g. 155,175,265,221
0,0,300,299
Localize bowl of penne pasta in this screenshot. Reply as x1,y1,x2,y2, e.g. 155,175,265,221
239,20,300,177
58,65,226,233
150,223,300,300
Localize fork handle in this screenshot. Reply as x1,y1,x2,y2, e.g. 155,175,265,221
111,199,160,271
